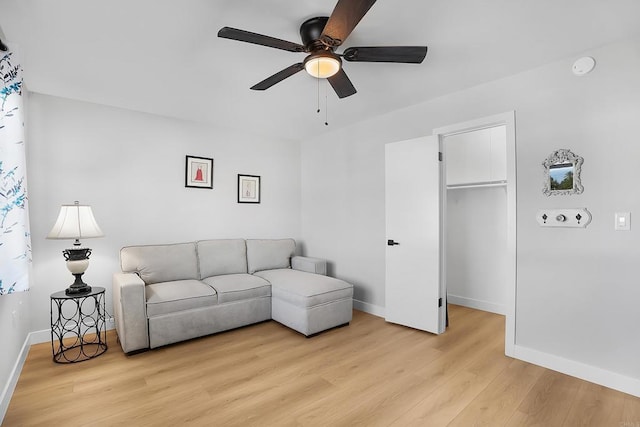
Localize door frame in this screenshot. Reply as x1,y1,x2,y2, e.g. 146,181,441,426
433,111,517,357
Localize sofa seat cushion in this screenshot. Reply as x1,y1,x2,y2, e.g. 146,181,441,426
255,269,353,308
146,280,217,317
202,274,271,304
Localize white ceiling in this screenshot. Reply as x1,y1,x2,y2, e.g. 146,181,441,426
2,0,640,141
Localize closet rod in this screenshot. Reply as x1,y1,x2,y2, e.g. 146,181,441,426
446,180,507,190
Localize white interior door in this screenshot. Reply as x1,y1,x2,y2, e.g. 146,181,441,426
385,135,446,334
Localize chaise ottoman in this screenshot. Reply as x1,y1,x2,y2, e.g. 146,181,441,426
255,267,353,336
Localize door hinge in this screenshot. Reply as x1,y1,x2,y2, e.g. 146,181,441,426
438,152,443,161
438,297,443,307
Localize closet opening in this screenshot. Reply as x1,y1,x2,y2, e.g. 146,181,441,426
444,125,508,315
434,112,516,356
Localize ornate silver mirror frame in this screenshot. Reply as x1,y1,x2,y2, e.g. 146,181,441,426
542,148,584,196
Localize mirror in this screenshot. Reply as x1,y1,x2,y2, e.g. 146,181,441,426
542,149,583,196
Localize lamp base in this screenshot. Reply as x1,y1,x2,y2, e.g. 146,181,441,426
63,247,93,295
65,273,92,295
66,285,92,295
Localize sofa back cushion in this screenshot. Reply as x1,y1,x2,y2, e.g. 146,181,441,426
197,239,248,278
246,239,295,274
120,242,199,285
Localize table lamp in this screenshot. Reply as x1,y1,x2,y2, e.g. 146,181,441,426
47,201,104,295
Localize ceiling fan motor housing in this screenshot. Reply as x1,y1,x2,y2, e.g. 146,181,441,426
300,17,331,51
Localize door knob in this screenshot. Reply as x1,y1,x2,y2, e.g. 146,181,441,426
387,239,400,246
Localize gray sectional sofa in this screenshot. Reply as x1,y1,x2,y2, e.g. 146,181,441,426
112,238,353,353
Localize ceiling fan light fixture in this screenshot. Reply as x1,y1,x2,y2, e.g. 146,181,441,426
304,52,341,78
218,0,429,98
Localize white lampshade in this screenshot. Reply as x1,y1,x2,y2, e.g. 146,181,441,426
47,201,104,241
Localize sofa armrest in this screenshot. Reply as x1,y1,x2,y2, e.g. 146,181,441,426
112,272,149,353
291,256,327,275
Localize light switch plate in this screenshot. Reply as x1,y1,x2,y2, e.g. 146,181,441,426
615,212,630,231
537,208,592,228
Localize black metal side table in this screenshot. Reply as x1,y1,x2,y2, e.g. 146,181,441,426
50,286,108,363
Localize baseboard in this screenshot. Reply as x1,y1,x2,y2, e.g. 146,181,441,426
31,317,116,344
353,299,640,398
29,328,51,345
0,321,117,424
447,294,506,315
514,344,640,398
353,299,385,318
0,332,33,423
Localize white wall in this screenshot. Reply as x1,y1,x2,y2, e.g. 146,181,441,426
0,292,29,418
301,133,387,309
446,186,508,314
25,93,302,333
301,35,640,391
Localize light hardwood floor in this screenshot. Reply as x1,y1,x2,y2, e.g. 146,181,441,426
5,305,640,426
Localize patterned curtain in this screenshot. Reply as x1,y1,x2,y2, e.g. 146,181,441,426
0,47,31,294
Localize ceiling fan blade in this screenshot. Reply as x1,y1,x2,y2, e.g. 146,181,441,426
218,27,305,53
343,46,428,63
320,0,377,48
327,68,357,98
250,63,305,91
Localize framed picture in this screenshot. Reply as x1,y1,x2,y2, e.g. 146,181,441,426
185,155,213,189
237,174,261,203
542,149,583,196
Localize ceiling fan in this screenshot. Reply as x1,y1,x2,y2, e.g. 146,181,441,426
218,0,427,99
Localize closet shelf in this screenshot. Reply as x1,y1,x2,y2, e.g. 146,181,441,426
446,180,507,190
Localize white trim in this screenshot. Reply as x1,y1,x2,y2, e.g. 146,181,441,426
353,299,385,318
359,298,640,397
514,345,640,398
447,180,507,190
447,294,506,315
433,112,514,136
0,332,35,423
30,322,115,345
29,328,51,344
0,322,117,424
433,111,517,357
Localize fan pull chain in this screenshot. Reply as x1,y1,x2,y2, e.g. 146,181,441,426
312,61,328,126
316,62,321,114
325,79,329,126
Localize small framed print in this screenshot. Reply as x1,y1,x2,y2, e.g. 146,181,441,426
237,174,261,203
185,155,213,189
